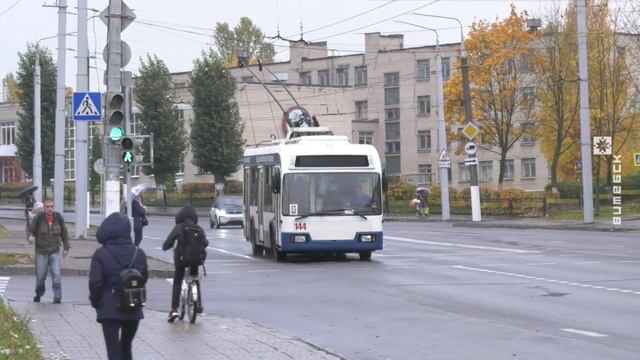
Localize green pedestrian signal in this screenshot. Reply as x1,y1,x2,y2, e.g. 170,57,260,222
109,127,124,142
122,151,134,165
121,136,135,166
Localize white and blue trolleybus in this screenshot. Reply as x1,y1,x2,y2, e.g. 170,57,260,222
243,126,384,261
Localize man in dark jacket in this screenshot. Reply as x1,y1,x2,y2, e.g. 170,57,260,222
28,198,70,303
162,205,208,322
89,212,148,360
131,193,147,246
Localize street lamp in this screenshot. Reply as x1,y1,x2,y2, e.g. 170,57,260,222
396,20,451,221
413,13,481,222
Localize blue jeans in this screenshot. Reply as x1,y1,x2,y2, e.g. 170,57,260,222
35,252,62,300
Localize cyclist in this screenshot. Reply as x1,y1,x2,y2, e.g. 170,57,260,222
162,204,208,322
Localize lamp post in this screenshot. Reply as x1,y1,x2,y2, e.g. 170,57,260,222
396,20,451,220
413,13,481,222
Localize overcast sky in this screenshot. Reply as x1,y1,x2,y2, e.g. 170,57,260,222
0,0,628,96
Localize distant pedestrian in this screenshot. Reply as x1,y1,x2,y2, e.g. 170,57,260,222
27,198,70,304
162,205,208,322
89,212,148,360
131,191,147,246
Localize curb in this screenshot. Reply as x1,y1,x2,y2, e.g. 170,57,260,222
0,265,174,278
452,222,632,232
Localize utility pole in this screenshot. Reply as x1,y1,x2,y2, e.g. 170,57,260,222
53,0,67,211
577,0,594,223
104,0,124,216
75,0,89,238
33,45,43,203
396,20,451,220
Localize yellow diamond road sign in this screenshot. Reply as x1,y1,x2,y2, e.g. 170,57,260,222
462,122,480,140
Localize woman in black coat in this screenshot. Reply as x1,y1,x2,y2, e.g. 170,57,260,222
89,212,148,360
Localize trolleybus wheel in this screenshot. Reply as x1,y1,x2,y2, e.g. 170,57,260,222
358,250,372,261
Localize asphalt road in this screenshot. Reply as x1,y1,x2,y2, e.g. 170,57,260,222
3,211,639,359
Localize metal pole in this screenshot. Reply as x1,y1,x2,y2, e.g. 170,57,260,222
105,0,123,216
396,20,451,220
75,0,89,238
53,0,67,212
577,0,594,223
34,46,43,203
413,13,480,221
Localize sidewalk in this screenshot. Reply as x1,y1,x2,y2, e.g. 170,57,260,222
0,217,344,360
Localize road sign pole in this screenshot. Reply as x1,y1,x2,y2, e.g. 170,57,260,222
461,47,481,222
75,0,89,238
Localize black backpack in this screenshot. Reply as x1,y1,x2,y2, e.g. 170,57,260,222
105,246,146,311
178,225,206,267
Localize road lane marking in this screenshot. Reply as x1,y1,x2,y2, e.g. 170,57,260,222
145,236,162,240
573,261,602,265
0,276,9,298
385,236,539,254
617,260,640,263
525,262,556,266
388,266,417,270
561,328,608,337
247,269,279,273
208,247,254,260
452,265,640,296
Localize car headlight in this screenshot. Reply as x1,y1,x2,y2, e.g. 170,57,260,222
360,234,375,242
218,209,226,216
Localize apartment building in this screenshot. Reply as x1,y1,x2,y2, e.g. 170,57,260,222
0,101,25,183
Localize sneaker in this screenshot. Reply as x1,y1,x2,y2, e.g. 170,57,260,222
53,299,61,304
33,296,40,303
167,310,178,323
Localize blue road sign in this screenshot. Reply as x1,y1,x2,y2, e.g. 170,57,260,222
73,92,102,121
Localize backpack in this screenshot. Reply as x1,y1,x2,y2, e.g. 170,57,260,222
178,225,206,267
105,246,146,311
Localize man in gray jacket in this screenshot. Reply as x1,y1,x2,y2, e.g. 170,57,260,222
28,198,70,303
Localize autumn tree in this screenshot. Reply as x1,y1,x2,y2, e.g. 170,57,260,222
15,44,57,183
214,17,275,66
190,50,245,185
135,54,187,193
2,73,21,101
444,5,541,189
533,6,580,188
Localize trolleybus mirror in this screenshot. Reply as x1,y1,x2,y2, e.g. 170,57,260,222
272,168,281,194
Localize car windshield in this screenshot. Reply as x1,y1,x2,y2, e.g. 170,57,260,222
282,172,382,216
217,197,243,208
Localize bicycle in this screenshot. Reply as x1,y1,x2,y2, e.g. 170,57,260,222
178,265,205,324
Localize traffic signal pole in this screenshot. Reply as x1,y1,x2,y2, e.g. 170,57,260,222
104,0,124,216
75,0,89,238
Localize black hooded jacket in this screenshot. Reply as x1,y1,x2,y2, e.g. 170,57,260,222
162,205,209,264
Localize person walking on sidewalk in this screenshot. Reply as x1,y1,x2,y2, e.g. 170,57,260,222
162,204,208,322
89,212,148,360
131,191,147,246
27,198,70,304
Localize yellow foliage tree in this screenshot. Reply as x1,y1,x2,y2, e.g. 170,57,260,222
444,5,541,189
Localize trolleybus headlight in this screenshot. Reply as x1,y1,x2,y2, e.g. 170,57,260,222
360,234,375,242
292,234,307,243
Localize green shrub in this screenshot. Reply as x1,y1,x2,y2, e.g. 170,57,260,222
223,180,243,195
546,181,581,198
499,188,526,199
183,182,213,194
0,298,41,359
386,182,415,201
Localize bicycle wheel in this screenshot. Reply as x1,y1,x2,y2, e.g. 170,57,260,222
187,283,197,324
178,285,186,320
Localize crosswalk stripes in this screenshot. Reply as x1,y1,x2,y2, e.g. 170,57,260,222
0,276,9,298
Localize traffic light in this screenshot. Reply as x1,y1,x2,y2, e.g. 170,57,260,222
105,91,125,143
121,136,144,166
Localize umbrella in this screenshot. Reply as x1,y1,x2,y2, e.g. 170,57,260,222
415,187,429,196
130,183,151,197
17,185,38,200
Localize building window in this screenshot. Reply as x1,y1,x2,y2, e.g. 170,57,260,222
417,130,431,151
355,101,368,120
519,55,533,72
384,72,399,86
358,131,373,144
479,160,493,181
458,162,470,183
318,70,329,86
521,122,535,145
385,142,400,154
441,57,451,81
174,108,184,120
385,122,400,140
418,164,432,184
299,71,311,86
385,156,401,174
521,86,535,102
336,67,348,86
64,116,75,181
417,60,430,82
131,113,142,135
177,154,185,174
385,88,400,106
355,66,367,86
503,159,514,180
2,166,15,183
0,122,15,145
417,95,431,116
522,158,536,178
385,108,400,121
196,166,209,175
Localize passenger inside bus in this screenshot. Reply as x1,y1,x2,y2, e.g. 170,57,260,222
347,184,373,208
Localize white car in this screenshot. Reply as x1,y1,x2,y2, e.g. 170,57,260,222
209,196,244,228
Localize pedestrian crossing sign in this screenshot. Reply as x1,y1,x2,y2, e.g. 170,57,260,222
73,92,102,121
